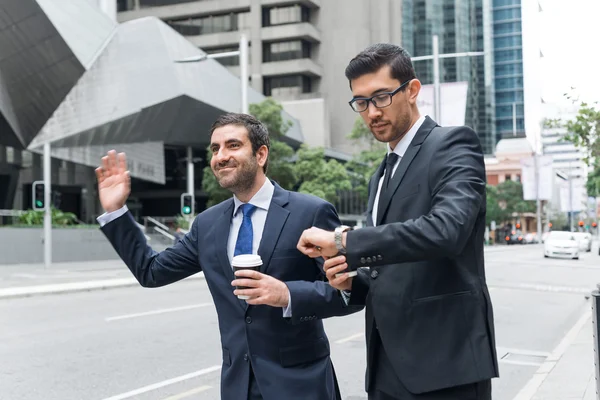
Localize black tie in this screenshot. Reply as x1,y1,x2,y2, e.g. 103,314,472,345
382,153,399,192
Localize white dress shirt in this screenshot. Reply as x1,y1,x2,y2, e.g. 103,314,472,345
97,178,293,316
371,115,426,225
227,178,273,263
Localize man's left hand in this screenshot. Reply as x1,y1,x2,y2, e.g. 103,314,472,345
232,270,290,307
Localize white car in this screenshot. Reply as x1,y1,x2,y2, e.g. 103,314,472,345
573,232,592,252
544,231,580,259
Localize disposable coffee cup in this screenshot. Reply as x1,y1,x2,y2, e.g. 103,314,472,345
232,254,262,300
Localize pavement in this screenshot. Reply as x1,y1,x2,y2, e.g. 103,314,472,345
1,245,599,399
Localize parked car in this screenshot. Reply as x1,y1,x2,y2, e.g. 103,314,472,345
573,232,592,252
505,230,524,245
524,233,538,244
543,231,580,259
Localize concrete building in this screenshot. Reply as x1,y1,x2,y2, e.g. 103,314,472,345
117,0,404,155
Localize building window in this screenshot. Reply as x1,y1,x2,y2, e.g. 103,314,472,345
168,13,249,36
117,0,136,11
139,0,198,7
263,75,312,96
262,5,310,27
505,174,512,181
263,40,311,62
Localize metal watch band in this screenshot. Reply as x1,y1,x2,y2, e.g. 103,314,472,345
335,225,352,254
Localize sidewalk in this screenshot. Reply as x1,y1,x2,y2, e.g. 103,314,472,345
516,307,597,400
0,259,204,299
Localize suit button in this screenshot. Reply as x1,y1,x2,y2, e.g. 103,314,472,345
245,316,252,324
360,257,366,264
377,255,383,261
244,353,249,361
366,257,372,263
371,270,379,279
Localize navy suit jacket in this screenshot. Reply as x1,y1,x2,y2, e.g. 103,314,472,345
101,183,361,400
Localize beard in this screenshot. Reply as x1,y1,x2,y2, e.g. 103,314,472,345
213,156,259,195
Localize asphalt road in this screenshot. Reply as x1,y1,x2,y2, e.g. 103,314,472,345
1,242,598,400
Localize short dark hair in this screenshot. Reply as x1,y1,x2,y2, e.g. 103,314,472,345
210,113,271,173
345,43,417,90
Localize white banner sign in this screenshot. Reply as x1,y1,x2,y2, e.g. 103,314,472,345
559,179,585,213
417,81,469,126
520,155,554,201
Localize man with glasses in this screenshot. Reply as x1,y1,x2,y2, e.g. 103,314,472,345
296,43,498,400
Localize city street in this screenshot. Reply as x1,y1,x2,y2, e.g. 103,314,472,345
1,243,598,400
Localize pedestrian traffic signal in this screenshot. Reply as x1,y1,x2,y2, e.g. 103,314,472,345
593,222,597,228
32,181,45,210
180,193,193,215
578,221,584,227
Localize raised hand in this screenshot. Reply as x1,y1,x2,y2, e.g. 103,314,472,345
95,150,131,213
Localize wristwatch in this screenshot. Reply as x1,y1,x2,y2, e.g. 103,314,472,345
334,225,353,255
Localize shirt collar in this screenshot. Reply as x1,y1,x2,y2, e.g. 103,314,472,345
387,115,427,158
233,178,274,216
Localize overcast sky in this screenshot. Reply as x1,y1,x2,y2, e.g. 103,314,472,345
537,0,600,105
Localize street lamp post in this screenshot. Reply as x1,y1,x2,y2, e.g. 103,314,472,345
410,35,485,122
174,33,249,212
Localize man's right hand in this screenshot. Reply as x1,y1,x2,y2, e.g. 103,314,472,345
323,255,353,292
95,150,131,213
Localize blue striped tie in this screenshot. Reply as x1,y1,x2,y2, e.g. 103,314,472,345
234,204,257,256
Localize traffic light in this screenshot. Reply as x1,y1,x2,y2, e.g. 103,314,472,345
548,223,552,228
578,221,584,227
593,222,598,228
32,181,45,210
515,223,521,229
180,193,193,215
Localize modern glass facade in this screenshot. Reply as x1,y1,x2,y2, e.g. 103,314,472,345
492,0,525,138
402,0,496,154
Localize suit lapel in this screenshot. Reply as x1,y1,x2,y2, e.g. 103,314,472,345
366,158,386,227
214,200,248,311
257,183,290,274
376,116,439,226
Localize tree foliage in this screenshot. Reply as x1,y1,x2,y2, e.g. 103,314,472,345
294,146,352,204
553,99,600,197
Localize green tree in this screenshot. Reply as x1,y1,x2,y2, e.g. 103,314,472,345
294,145,352,204
202,98,297,207
553,99,600,197
495,180,536,222
345,117,386,200
485,184,508,226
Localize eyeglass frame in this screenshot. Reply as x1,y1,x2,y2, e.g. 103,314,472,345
348,79,412,113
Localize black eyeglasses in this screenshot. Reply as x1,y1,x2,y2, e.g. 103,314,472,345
348,80,412,113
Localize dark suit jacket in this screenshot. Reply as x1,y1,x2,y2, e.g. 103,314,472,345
101,182,361,400
345,117,499,394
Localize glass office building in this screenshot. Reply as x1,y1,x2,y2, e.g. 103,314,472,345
492,0,525,139
402,0,496,154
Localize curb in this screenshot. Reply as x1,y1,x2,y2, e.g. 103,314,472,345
0,273,205,300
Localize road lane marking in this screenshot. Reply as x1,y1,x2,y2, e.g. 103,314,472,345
335,332,364,344
488,282,592,295
499,359,544,367
161,385,212,400
496,347,551,358
512,305,592,400
105,303,214,322
101,366,221,400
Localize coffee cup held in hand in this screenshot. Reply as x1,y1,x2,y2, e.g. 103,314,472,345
232,254,262,300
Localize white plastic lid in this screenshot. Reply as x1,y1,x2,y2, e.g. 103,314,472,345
231,254,262,267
